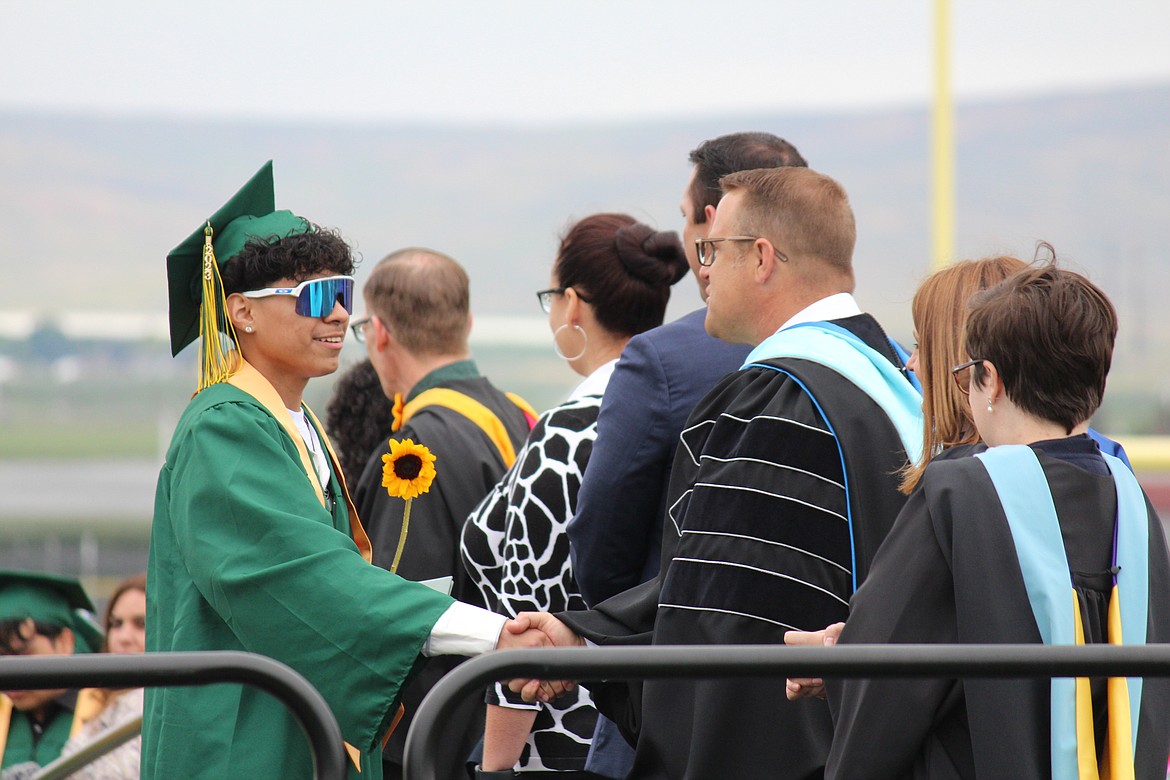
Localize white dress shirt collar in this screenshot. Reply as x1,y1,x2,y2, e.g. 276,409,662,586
776,292,862,333
568,358,618,401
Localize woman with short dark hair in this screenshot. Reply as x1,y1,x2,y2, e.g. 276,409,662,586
825,263,1170,779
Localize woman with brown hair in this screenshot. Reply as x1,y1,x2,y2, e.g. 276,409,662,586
899,256,1027,493
59,573,147,779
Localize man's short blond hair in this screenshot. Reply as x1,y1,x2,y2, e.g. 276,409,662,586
363,248,471,356
719,167,856,278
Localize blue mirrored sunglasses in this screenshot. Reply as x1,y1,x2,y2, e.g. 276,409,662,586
240,275,355,318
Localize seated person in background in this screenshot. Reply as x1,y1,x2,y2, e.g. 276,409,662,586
461,213,688,777
59,573,147,780
825,262,1170,779
324,358,396,488
0,570,104,780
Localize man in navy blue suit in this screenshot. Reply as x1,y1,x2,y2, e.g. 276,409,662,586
565,132,808,777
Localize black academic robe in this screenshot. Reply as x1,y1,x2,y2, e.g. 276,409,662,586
559,314,914,780
353,374,531,776
827,442,1170,780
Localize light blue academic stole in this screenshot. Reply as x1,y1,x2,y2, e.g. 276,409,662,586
744,321,924,589
976,445,1148,780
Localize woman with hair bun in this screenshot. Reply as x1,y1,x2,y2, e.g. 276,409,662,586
461,213,688,778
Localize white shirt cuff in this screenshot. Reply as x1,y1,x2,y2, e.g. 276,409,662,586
424,602,506,657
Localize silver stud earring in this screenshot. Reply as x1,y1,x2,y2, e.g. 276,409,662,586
986,398,994,413
245,326,254,333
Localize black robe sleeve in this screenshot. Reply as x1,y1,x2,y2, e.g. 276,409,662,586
826,487,969,780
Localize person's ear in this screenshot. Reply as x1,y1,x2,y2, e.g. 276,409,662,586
53,627,75,655
754,239,780,284
703,204,717,225
563,288,583,325
371,315,393,350
226,293,254,333
978,361,1004,400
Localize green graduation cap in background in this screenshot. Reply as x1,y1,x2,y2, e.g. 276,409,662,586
165,160,310,390
0,570,105,654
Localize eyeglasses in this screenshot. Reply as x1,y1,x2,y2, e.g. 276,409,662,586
535,287,593,314
240,275,355,318
695,236,787,267
350,315,372,343
950,358,985,394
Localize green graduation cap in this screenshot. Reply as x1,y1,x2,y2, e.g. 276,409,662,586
0,570,105,654
165,161,310,387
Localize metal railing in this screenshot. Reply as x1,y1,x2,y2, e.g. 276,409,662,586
403,643,1170,780
0,651,346,780
34,716,142,780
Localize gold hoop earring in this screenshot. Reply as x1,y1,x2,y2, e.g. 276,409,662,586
553,324,587,362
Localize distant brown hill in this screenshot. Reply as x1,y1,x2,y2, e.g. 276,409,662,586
2,83,1168,425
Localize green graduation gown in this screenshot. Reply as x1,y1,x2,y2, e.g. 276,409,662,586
144,366,455,780
1,694,76,772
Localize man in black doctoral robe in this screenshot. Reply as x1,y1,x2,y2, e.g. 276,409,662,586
520,167,924,779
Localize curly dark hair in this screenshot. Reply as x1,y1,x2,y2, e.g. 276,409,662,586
324,359,395,487
0,618,66,655
220,223,356,295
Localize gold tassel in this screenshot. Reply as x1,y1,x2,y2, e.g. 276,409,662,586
197,222,240,393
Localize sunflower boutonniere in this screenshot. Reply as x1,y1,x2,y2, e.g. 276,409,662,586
381,438,438,573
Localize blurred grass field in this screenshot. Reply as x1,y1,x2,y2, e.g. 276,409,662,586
0,419,159,458
0,340,579,460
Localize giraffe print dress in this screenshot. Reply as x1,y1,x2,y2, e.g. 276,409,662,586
461,362,615,773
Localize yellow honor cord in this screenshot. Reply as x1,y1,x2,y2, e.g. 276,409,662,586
1071,586,1137,780
1073,589,1100,779
197,222,240,392
1106,585,1136,780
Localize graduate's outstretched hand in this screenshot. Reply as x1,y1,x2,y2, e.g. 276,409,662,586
499,612,584,703
783,621,845,701
496,615,553,650
515,612,584,648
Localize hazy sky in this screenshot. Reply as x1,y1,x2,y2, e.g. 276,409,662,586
1,0,1167,124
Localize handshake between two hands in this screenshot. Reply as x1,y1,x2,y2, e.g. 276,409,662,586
493,611,585,703
491,614,846,704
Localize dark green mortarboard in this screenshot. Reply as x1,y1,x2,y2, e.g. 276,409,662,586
165,160,310,358
0,570,105,654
